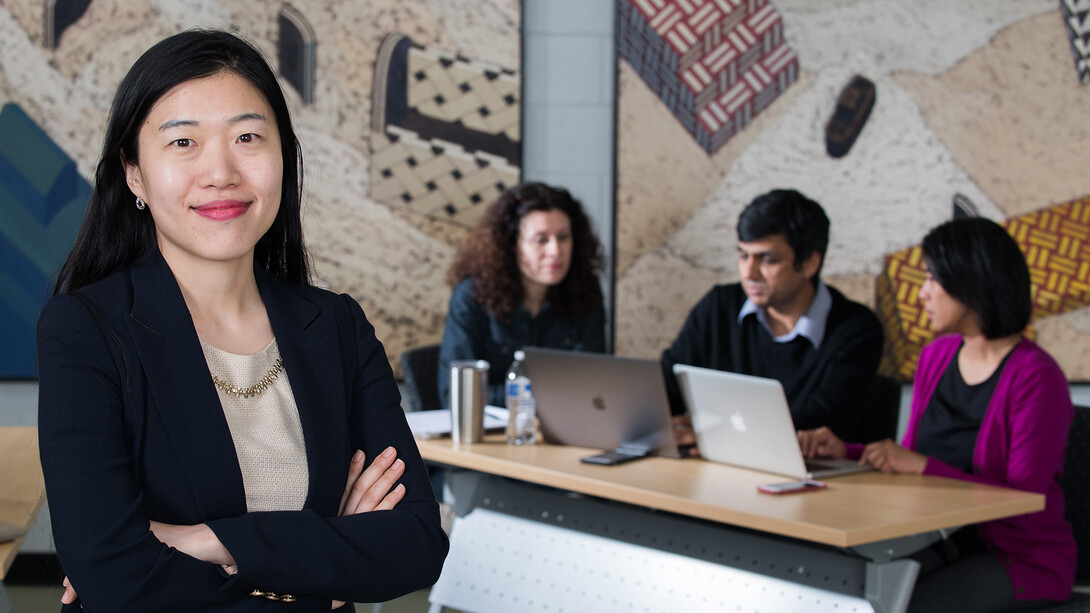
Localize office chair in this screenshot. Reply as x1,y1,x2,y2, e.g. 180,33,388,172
400,344,441,412
1029,404,1090,611
1064,406,1090,587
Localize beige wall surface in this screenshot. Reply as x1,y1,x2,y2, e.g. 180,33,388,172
0,0,520,374
615,0,1090,380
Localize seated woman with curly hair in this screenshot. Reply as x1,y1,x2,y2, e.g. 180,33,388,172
437,182,607,410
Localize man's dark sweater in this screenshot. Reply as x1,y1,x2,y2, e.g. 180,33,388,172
661,283,884,441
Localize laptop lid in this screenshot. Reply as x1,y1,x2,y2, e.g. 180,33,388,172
523,348,681,458
672,364,869,479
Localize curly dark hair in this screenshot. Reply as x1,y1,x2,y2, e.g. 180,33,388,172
448,182,605,322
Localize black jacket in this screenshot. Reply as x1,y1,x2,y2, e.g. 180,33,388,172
37,249,448,611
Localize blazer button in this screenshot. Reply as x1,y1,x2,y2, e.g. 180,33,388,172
250,589,267,598
264,591,281,600
280,594,298,602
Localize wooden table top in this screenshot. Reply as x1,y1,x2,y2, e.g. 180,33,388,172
417,435,1044,548
0,427,45,580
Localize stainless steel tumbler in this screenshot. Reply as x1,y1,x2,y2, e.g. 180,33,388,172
449,359,489,445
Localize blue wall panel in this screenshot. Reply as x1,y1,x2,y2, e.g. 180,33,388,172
0,103,89,378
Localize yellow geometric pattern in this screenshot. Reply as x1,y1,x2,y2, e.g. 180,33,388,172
1009,200,1090,318
877,196,1090,380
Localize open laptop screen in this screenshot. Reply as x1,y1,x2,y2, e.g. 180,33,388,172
672,364,869,479
524,348,680,458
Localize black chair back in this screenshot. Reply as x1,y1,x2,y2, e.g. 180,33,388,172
1064,405,1090,584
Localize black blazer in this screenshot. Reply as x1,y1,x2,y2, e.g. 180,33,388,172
37,250,448,612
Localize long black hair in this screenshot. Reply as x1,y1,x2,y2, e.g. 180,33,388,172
55,29,310,293
921,217,1032,339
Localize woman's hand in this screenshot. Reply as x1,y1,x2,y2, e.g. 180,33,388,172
797,427,846,459
338,447,407,517
62,523,238,606
148,520,236,571
861,439,927,474
61,575,78,605
95,449,404,611
330,447,406,609
63,451,404,611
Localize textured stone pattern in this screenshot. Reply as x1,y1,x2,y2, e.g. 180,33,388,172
878,197,1090,380
1061,0,1090,82
618,0,798,153
615,1,1090,380
0,0,521,375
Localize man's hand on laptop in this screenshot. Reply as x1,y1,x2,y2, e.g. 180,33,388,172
673,414,700,457
797,427,846,459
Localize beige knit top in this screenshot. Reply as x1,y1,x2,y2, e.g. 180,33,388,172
200,339,309,512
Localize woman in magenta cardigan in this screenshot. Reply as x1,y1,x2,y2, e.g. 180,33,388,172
799,218,1075,612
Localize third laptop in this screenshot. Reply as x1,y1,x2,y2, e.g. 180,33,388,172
672,364,870,480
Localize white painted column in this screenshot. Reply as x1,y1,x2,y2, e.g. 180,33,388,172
521,0,617,346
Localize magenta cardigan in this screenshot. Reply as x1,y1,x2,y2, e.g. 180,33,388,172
849,335,1076,601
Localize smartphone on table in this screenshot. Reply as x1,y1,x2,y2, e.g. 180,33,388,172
757,480,827,495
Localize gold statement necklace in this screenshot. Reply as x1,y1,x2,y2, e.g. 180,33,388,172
212,355,285,399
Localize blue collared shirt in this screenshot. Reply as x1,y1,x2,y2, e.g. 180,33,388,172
737,281,832,349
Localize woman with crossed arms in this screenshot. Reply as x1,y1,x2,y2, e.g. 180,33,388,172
38,30,447,611
799,217,1075,611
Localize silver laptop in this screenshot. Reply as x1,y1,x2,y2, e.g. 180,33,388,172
523,348,681,459
672,364,870,479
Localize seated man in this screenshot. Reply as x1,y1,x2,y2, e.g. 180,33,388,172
661,189,884,450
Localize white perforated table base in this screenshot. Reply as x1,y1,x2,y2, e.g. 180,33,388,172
431,508,874,613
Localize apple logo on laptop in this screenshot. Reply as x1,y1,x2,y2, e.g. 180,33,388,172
592,395,606,410
730,412,747,432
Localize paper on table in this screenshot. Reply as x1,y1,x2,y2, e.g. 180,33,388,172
406,405,509,439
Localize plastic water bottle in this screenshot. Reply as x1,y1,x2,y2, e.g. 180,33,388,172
505,350,536,445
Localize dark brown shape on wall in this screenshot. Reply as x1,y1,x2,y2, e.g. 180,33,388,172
825,75,876,159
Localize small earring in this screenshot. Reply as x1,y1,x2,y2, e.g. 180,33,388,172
135,196,146,210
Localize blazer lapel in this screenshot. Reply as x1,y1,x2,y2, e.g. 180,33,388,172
256,268,347,517
127,252,247,519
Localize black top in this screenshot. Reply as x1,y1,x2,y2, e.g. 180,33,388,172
661,282,885,441
916,345,1011,473
438,277,606,409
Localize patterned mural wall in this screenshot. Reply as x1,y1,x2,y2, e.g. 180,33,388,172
880,197,1090,379
0,103,88,377
0,0,521,378
615,0,1090,381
